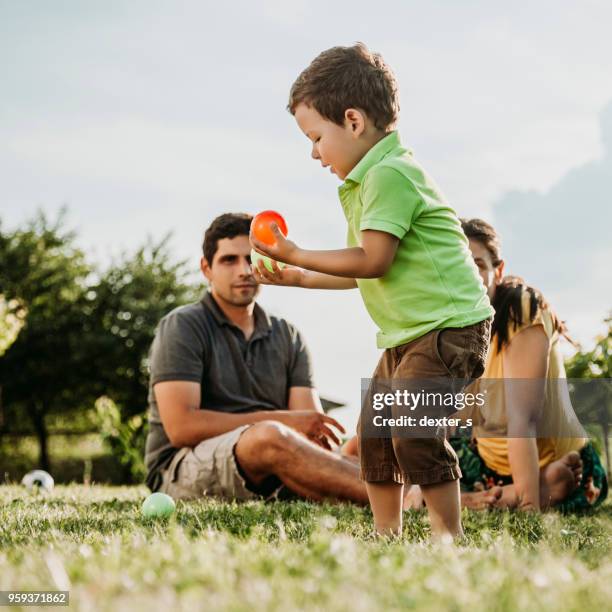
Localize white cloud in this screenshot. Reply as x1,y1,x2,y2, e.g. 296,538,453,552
492,102,612,346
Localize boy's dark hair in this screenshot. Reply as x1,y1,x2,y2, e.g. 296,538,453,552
202,213,252,265
288,42,399,131
461,217,573,351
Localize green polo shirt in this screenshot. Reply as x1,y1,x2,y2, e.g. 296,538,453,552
338,130,493,349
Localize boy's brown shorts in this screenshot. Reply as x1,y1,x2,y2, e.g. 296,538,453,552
358,318,491,486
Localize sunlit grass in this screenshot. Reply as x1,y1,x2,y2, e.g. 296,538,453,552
0,485,610,611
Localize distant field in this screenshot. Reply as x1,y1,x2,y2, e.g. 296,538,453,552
0,435,118,485
0,485,610,611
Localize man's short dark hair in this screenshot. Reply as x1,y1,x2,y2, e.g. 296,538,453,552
288,42,400,131
202,213,253,264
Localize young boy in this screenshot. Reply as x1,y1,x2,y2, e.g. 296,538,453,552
250,43,493,540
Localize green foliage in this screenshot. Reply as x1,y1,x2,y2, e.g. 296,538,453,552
565,315,612,379
0,485,610,610
0,211,95,467
88,235,202,418
86,237,202,482
94,397,146,483
0,210,202,475
566,314,612,477
0,295,25,357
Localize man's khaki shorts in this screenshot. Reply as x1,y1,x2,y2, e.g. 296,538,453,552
358,319,491,486
159,425,282,501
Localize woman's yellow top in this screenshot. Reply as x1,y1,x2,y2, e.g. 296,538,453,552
473,291,586,475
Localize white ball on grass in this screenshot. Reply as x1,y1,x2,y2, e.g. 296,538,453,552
21,470,55,492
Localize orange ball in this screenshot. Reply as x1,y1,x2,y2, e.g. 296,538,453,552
251,210,288,246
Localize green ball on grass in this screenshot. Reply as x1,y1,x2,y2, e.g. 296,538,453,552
142,492,176,518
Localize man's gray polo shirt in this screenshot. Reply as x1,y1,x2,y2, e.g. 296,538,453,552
144,291,314,491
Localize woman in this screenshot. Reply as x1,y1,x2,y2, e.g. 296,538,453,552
450,218,607,512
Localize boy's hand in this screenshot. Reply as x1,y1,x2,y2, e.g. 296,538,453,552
250,222,300,265
252,258,305,287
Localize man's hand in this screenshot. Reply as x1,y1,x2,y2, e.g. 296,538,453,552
252,259,306,287
252,260,358,290
279,410,346,450
250,222,301,265
253,259,358,290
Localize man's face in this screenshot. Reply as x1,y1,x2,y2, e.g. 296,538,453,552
294,103,367,180
468,238,504,300
201,235,260,306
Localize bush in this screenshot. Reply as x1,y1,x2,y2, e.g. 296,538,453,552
94,397,147,483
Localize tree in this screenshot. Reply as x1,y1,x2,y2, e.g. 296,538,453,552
0,295,25,357
88,236,202,481
565,314,612,478
0,210,95,470
0,211,202,478
90,235,202,418
0,295,26,428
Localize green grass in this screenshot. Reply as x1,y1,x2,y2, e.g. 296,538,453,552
0,486,610,611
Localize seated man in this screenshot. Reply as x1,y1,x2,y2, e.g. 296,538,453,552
144,212,368,503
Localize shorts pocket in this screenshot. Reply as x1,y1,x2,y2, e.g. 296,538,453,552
470,343,487,379
159,447,191,498
468,320,491,379
168,448,189,483
432,328,461,378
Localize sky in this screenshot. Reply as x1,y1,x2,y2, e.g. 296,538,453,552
1,1,611,431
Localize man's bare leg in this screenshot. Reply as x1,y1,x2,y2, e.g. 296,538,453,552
235,421,369,504
365,481,404,536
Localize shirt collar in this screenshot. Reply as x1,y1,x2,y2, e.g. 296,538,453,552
202,291,272,338
343,130,401,186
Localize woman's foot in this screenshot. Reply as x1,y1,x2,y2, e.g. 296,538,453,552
542,450,583,507
584,476,602,505
562,451,583,487
461,486,503,510
403,484,425,510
